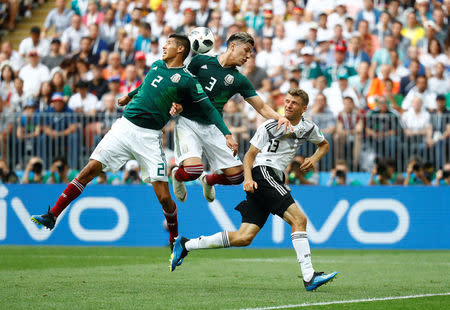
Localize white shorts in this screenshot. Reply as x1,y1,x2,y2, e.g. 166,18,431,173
174,116,242,172
91,117,168,183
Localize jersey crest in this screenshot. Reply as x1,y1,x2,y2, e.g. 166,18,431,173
170,73,181,83
224,74,234,86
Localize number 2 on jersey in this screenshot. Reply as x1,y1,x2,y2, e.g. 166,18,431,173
151,75,163,87
268,139,279,153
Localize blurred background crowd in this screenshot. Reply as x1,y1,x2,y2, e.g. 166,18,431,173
0,0,449,185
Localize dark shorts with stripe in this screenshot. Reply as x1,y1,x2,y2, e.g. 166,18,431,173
234,165,295,228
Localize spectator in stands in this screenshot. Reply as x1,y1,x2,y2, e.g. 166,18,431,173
307,93,335,170
327,73,360,115
401,10,425,46
176,8,197,34
196,0,212,27
148,6,166,38
123,160,142,184
75,59,93,82
391,20,411,57
366,96,400,158
10,77,29,111
404,157,431,185
133,51,149,81
61,14,89,54
0,64,16,102
383,78,403,112
88,23,109,58
370,34,405,78
73,36,98,65
125,7,143,39
256,36,283,85
357,19,380,57
426,95,450,168
102,52,123,80
114,0,131,28
50,70,70,103
327,159,361,185
335,97,363,168
135,22,152,53
119,37,136,67
355,0,380,31
284,7,307,42
18,26,50,59
88,65,109,100
389,50,409,82
432,6,447,45
19,50,50,97
324,43,357,87
68,81,101,115
415,0,432,25
16,99,40,158
96,93,120,137
373,10,391,45
120,65,141,95
22,157,44,184
343,16,355,41
287,157,319,185
369,158,393,185
41,38,64,71
401,96,431,156
349,61,371,109
402,75,436,112
0,164,18,183
417,20,439,56
99,7,117,46
346,35,371,70
34,81,53,112
257,9,274,39
428,62,449,95
399,59,421,96
1,41,24,73
420,38,448,77
273,23,296,55
367,64,399,110
327,1,347,32
102,75,122,104
45,157,71,184
242,53,270,94
41,93,80,168
82,0,104,27
43,0,74,38
435,162,450,186
299,47,322,81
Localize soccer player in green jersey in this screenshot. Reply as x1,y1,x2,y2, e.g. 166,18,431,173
171,32,292,203
31,34,238,245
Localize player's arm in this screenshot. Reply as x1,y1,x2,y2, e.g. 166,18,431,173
245,96,293,133
243,145,260,193
301,139,329,172
118,84,143,106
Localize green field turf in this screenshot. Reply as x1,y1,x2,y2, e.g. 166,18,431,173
0,247,449,309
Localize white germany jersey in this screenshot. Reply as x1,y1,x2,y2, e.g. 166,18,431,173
250,118,325,173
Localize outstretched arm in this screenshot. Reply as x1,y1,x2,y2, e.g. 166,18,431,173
246,96,293,133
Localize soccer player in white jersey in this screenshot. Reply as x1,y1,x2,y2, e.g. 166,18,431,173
170,88,338,291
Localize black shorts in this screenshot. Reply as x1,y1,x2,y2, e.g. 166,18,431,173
235,166,295,228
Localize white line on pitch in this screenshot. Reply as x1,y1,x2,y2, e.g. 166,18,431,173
240,292,450,310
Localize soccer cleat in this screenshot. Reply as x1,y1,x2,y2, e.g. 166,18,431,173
169,236,189,272
304,271,338,291
199,172,215,202
171,167,187,202
169,241,183,266
31,207,56,230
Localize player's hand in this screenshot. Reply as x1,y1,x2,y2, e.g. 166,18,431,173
243,179,258,193
300,157,315,172
277,116,294,133
118,95,131,106
169,103,183,116
225,134,238,156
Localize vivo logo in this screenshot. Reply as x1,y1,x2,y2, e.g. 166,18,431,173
0,186,129,242
210,198,410,245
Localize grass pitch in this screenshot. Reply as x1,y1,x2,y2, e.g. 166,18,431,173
0,247,449,309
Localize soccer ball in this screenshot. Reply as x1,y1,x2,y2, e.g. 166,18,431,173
188,27,215,54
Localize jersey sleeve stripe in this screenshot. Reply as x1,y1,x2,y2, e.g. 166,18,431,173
192,97,208,103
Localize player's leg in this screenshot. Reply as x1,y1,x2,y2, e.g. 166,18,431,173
30,159,103,229
152,181,179,243
172,117,205,202
205,165,244,186
282,204,338,291
31,117,133,230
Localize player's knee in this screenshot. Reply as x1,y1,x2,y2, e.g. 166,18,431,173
236,233,254,247
292,213,307,230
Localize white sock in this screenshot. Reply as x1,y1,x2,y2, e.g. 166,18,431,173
291,231,314,282
185,231,230,251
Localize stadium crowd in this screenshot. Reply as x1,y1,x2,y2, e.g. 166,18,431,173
0,0,449,185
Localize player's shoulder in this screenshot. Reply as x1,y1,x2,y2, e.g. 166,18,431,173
258,119,280,134
151,59,165,68
191,54,215,66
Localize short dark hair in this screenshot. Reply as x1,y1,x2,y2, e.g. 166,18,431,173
288,88,309,107
141,22,151,31
30,26,41,34
226,32,255,48
169,33,191,60
343,96,354,102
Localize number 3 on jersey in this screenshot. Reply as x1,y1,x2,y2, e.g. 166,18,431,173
151,75,163,87
204,77,217,91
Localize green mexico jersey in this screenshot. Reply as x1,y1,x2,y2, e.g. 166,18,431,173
125,60,230,135
183,54,257,124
